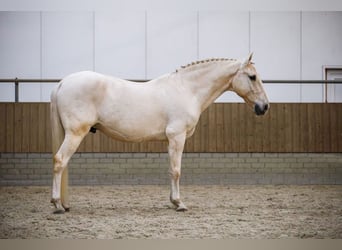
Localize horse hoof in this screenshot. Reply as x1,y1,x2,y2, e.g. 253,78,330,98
53,209,65,214
176,205,188,212
64,207,70,212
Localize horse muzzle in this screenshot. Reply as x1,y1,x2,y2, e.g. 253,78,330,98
254,102,269,116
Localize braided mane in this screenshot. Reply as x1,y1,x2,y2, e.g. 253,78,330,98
176,58,236,72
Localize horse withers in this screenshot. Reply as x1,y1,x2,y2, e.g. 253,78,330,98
50,53,269,213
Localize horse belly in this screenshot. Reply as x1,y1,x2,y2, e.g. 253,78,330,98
97,112,168,142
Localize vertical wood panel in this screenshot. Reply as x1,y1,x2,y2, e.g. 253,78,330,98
45,103,52,153
21,104,30,152
269,103,278,152
200,108,209,152
262,104,272,152
246,106,255,152
238,104,247,152
193,109,202,152
330,103,338,152
208,105,217,152
38,104,46,152
14,104,22,152
307,104,315,152
314,104,323,152
100,131,109,152
231,103,239,152
278,104,286,152
223,103,232,152
254,112,265,152
5,104,14,152
216,104,224,152
1,103,341,153
284,104,293,152
337,104,342,152
292,104,301,152
30,103,39,152
0,104,6,152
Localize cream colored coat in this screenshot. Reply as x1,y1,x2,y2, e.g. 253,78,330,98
50,53,269,213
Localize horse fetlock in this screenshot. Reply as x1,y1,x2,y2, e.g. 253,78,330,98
170,196,181,206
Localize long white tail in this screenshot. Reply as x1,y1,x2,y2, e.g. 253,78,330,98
50,86,69,209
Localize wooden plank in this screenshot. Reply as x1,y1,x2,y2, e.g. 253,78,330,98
337,104,342,152
307,104,315,152
92,132,101,152
223,103,232,152
5,104,14,152
38,103,46,152
21,104,31,152
269,103,278,152
300,104,309,152
215,104,224,152
321,104,329,152
45,103,52,153
246,106,255,152
230,103,239,152
283,104,292,152
291,104,301,152
193,110,202,152
14,104,23,152
261,104,271,152
278,104,286,152
238,104,247,152
200,108,209,152
208,105,217,152
0,104,6,152
330,103,338,152
81,131,93,152
30,103,40,152
99,131,109,152
253,109,265,152
314,104,323,152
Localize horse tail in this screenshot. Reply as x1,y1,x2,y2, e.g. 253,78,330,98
50,85,64,157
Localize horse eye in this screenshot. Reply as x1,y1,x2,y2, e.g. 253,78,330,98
248,75,256,81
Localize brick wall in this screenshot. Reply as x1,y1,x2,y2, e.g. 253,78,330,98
0,153,341,186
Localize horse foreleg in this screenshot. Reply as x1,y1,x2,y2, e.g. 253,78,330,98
167,131,188,212
51,133,85,214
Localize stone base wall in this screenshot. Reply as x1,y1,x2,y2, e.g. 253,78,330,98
0,153,341,186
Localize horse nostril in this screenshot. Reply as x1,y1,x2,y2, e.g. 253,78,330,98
264,104,269,111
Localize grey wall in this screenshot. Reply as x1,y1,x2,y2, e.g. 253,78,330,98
1,152,341,186
0,11,342,102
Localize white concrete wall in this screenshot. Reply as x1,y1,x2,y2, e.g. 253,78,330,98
0,11,341,102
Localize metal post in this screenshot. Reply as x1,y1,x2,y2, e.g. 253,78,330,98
14,78,19,102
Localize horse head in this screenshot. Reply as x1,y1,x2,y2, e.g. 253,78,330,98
230,53,270,116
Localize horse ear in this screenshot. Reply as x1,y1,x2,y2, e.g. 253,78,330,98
240,52,253,68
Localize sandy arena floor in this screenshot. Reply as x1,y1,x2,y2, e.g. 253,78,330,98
0,185,341,239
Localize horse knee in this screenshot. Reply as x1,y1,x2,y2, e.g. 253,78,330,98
169,168,180,179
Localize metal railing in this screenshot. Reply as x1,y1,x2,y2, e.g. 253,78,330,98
0,78,342,102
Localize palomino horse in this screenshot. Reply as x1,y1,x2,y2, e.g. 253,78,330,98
50,53,269,213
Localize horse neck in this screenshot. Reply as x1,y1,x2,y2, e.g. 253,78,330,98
178,60,240,112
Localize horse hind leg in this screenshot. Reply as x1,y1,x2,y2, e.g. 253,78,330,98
51,129,88,214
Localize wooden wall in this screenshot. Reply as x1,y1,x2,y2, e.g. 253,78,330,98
0,103,341,153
